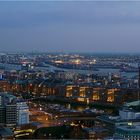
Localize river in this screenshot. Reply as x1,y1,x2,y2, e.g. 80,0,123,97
36,64,138,78
0,62,138,78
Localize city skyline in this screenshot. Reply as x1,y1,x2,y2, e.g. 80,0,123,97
1,1,140,139
0,52,140,139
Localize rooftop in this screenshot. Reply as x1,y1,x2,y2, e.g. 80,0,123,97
0,127,13,137
97,115,140,124
117,125,140,132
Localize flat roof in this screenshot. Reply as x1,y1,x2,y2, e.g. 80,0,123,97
97,115,140,124
117,125,140,132
0,127,13,137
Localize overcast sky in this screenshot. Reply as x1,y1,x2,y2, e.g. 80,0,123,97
0,1,140,53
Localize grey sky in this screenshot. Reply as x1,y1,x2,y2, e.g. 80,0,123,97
0,1,140,53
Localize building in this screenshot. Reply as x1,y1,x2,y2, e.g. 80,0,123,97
119,107,140,120
115,124,140,140
17,100,29,125
0,92,29,127
0,80,11,92
84,127,109,139
0,94,3,105
0,93,17,126
96,101,140,135
0,127,14,139
6,104,17,126
0,106,5,125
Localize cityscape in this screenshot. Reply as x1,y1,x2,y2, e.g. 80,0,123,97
1,1,140,140
0,52,140,139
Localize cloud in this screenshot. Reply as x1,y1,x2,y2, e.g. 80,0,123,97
0,1,140,52
0,1,140,30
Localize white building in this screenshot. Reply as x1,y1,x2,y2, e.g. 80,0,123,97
16,101,29,125
119,107,140,120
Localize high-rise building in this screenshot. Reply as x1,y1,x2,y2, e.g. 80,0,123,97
16,100,29,125
0,92,29,126
0,106,5,125
0,94,3,106
6,104,17,126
